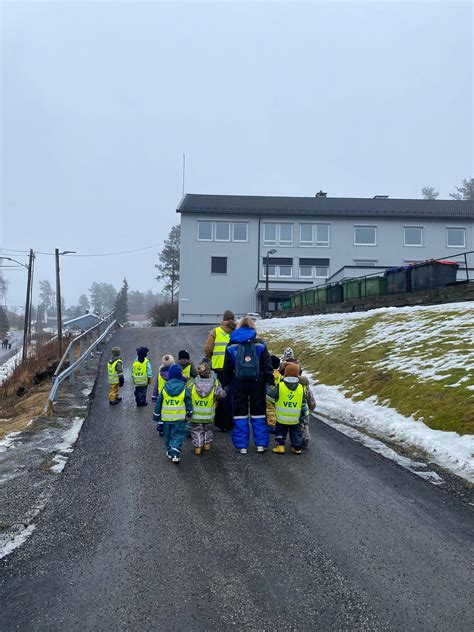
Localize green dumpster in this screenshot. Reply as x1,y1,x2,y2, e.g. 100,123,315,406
360,276,387,298
302,288,315,306
315,286,328,304
294,292,303,308
343,279,361,301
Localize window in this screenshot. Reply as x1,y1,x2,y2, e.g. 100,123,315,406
263,223,293,246
299,266,313,277
300,224,313,245
315,267,329,278
298,257,330,279
262,257,293,278
354,226,377,245
267,265,277,277
404,226,423,246
447,227,466,248
263,223,277,245
279,265,293,277
315,224,329,246
233,222,248,242
198,221,213,241
279,224,293,245
211,257,227,274
354,260,378,266
215,222,230,241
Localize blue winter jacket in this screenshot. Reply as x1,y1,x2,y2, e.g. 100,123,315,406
223,327,274,386
153,378,193,422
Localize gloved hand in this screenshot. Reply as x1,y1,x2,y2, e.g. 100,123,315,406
119,376,124,387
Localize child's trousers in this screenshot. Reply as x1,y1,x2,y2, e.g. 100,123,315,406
109,383,120,402
191,423,213,448
163,421,187,457
299,417,311,448
134,385,148,406
275,422,303,448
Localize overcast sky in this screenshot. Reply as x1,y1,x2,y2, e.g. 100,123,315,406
1,0,472,308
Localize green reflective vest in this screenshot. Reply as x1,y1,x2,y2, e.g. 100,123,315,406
107,359,121,384
161,388,186,422
275,382,303,425
211,327,230,370
132,359,149,386
191,382,217,423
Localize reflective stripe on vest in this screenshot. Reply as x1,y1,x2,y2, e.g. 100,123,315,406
275,382,303,425
161,388,186,422
211,327,230,370
107,359,120,384
191,384,216,423
132,359,149,386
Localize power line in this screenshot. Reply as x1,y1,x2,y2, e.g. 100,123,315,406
0,243,163,258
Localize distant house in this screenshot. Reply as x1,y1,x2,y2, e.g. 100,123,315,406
127,314,152,328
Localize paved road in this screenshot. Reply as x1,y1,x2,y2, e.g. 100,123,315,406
0,331,22,366
1,327,472,631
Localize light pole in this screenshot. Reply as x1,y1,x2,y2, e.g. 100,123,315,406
2,251,34,361
55,249,76,356
264,249,277,318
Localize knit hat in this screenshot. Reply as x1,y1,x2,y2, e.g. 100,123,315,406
168,364,183,381
284,363,300,378
178,349,190,360
161,354,174,367
270,354,281,370
283,347,295,360
137,346,149,360
112,346,121,358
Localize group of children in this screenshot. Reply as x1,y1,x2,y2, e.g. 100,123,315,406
107,344,315,465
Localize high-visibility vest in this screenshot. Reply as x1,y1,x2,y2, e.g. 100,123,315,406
266,371,281,403
132,359,149,386
182,364,193,386
158,373,167,394
275,382,304,425
161,387,187,422
107,359,121,384
191,383,217,423
211,327,230,370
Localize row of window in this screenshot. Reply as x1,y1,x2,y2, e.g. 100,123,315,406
210,256,330,278
198,221,467,248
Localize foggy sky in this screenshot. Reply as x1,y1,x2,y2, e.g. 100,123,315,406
1,0,472,308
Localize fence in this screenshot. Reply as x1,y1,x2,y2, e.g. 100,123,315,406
284,250,474,310
44,312,116,414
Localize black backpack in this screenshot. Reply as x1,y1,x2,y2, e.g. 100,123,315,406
234,342,260,380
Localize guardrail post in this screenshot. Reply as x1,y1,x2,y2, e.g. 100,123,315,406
69,347,75,383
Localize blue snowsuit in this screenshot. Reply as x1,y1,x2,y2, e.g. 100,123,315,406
153,378,193,458
223,327,274,450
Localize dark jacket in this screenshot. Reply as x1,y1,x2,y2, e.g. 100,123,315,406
178,358,198,380
222,327,274,387
153,379,193,422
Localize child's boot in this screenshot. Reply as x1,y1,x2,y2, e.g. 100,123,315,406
204,443,211,451
291,446,302,455
272,445,285,454
194,446,202,455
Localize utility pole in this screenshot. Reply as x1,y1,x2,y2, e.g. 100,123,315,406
264,249,277,317
55,248,63,356
22,249,34,362
27,253,35,344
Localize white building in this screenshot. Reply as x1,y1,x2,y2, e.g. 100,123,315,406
178,194,473,324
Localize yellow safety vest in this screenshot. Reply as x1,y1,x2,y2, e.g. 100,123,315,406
266,371,281,403
161,387,187,422
275,382,304,425
211,327,230,370
191,383,217,423
182,364,193,387
158,373,167,394
132,359,149,386
107,359,121,384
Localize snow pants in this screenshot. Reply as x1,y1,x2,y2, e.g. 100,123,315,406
191,423,213,448
232,380,268,449
299,417,311,448
109,383,120,402
275,422,303,448
163,420,186,458
134,385,148,406
213,370,233,431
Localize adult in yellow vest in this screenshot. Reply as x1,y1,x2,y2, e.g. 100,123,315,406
107,346,124,405
204,309,236,431
132,346,153,407
266,363,308,455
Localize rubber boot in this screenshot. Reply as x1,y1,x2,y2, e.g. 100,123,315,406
272,445,285,454
194,447,202,455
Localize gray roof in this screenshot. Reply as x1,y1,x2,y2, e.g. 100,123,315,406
177,194,473,219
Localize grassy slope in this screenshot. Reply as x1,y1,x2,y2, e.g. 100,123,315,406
263,308,474,436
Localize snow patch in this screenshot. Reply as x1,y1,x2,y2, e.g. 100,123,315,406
0,349,23,385
0,524,36,559
0,431,22,453
48,417,84,474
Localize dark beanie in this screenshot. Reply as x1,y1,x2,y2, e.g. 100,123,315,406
178,349,190,360
137,346,149,360
168,364,183,381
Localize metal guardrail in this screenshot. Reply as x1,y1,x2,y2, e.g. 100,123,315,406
45,313,116,415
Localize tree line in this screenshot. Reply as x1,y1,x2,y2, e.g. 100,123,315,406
422,177,473,200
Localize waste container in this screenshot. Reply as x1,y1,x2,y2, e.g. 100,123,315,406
328,283,343,303
360,276,387,298
302,288,315,306
315,286,328,305
280,300,292,310
294,292,303,308
343,279,361,301
386,267,411,294
410,260,459,291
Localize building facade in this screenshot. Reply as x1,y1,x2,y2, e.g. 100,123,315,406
177,194,474,324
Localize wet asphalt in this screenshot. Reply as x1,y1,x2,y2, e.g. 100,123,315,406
0,326,473,631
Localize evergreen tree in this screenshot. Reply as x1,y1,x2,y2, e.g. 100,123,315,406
155,225,180,304
450,177,474,200
89,282,117,315
114,278,129,324
128,290,145,314
78,293,90,313
421,186,439,200
0,306,9,337
39,280,55,310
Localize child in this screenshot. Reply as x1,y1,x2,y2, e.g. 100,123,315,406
152,354,174,434
267,363,308,455
177,350,198,387
266,355,281,433
279,347,301,377
299,375,316,448
153,364,193,463
190,358,226,455
132,346,153,407
107,346,124,405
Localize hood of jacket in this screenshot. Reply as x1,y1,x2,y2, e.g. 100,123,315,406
220,319,236,334
229,327,256,344
159,367,170,380
282,376,300,391
193,376,215,398
163,379,186,396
